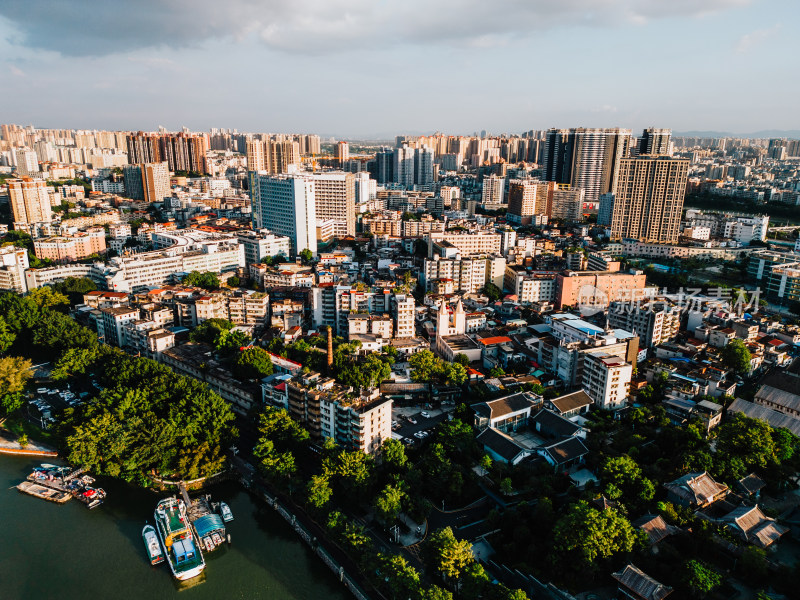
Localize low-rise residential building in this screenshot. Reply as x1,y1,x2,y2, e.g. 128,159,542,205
33,228,106,262
472,392,542,432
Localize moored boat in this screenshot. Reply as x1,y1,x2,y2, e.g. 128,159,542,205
219,502,233,522
142,524,165,565
154,498,205,581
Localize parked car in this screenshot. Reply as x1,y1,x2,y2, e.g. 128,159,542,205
420,411,431,418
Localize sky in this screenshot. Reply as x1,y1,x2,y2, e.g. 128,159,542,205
1,0,798,138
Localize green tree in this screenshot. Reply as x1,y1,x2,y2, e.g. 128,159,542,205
214,329,251,356
226,275,240,287
376,553,421,600
500,477,514,495
715,413,778,472
720,339,752,374
27,286,69,311
189,318,234,344
255,439,297,481
488,366,505,378
0,356,32,417
256,407,310,448
480,454,492,476
182,270,220,290
375,484,405,525
550,502,641,570
307,474,333,509
483,282,502,302
454,353,470,367
299,248,313,264
419,586,454,600
51,277,97,306
683,560,722,598
600,455,655,505
0,316,15,354
232,347,274,380
424,527,476,591
410,350,439,382
382,438,408,470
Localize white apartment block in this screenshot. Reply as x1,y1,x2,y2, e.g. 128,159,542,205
0,246,30,293
582,353,632,410
422,255,505,294
250,172,317,256
236,230,291,265
427,231,502,257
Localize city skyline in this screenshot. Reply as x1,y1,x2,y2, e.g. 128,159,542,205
1,0,798,136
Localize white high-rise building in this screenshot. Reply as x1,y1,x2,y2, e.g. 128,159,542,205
482,175,505,206
582,353,632,410
393,146,416,187
354,172,376,207
312,171,355,237
250,172,317,256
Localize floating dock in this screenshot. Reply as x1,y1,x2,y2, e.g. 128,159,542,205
26,466,106,509
17,480,71,503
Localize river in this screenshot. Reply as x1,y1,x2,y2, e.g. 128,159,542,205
0,455,350,600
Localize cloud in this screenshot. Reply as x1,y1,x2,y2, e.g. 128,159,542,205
736,24,780,54
9,64,25,76
0,0,750,57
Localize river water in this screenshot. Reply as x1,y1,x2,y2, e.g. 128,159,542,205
0,455,349,600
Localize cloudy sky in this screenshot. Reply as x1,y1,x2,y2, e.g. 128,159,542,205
1,0,797,137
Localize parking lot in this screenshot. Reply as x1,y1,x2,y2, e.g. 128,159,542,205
391,405,452,445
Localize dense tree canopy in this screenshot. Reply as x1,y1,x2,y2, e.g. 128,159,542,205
182,270,220,290
409,350,467,386
720,339,752,374
0,355,33,417
550,502,642,570
60,352,236,483
232,347,274,381
51,277,97,306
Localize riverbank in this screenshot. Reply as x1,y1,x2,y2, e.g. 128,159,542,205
0,425,58,457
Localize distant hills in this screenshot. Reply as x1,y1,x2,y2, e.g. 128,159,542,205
674,130,800,139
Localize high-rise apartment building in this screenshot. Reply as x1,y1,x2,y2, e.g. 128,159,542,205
374,147,394,184
414,146,434,186
122,164,145,200
506,180,553,225
312,172,355,237
543,128,631,202
482,175,505,206
610,156,689,243
250,172,317,256
142,162,171,204
246,139,301,174
14,149,39,176
126,132,209,174
638,128,672,156
393,145,416,187
7,178,53,225
549,187,586,222
333,141,349,166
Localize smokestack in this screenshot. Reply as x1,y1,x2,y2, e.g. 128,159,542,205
327,325,334,369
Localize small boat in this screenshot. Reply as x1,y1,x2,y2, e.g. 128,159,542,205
219,502,233,522
143,524,165,565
